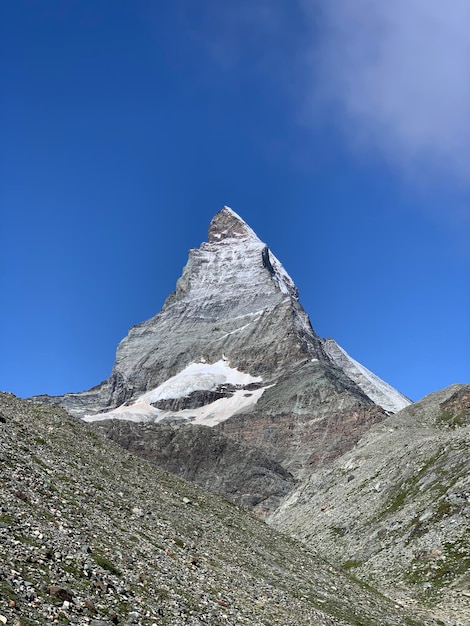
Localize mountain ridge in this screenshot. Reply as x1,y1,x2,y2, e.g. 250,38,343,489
13,206,468,625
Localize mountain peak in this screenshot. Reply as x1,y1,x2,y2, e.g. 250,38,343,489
32,205,410,476
208,206,259,242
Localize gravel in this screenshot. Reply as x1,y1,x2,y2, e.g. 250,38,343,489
0,392,426,626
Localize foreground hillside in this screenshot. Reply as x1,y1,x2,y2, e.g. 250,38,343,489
270,384,470,626
0,393,427,626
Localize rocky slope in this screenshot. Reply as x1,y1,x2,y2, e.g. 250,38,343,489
269,384,470,626
32,207,410,477
0,393,428,626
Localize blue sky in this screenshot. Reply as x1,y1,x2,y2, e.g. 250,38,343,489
1,1,469,402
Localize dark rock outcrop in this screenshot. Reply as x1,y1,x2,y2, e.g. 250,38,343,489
262,245,275,275
151,387,235,411
91,419,295,517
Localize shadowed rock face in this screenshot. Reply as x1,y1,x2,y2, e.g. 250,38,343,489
91,419,296,518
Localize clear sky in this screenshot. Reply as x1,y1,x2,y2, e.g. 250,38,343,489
1,1,469,402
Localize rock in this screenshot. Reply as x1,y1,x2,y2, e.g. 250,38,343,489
322,338,410,413
83,598,97,613
0,391,441,626
131,506,144,517
151,388,234,411
46,585,73,602
270,383,470,622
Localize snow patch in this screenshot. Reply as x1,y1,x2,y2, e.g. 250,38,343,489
84,386,268,426
138,359,262,404
83,359,266,427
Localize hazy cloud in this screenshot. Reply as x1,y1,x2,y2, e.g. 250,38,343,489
302,0,470,184
170,1,470,193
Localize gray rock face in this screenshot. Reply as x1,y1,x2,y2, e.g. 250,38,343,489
215,360,388,476
322,338,411,413
32,208,323,416
104,207,323,405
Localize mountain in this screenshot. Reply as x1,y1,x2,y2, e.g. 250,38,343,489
15,207,468,624
32,207,410,478
269,383,470,625
0,392,426,626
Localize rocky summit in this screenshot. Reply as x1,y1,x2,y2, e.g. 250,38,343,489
33,207,410,478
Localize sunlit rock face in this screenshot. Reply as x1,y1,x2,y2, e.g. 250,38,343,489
105,207,325,404
32,206,410,476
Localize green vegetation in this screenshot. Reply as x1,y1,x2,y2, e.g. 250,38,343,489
0,579,17,601
384,488,407,514
379,449,465,520
342,560,362,570
0,513,14,525
93,552,122,577
86,429,102,445
436,409,468,429
31,454,49,469
405,537,470,594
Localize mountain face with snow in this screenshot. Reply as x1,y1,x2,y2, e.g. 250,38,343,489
322,338,411,413
33,207,410,476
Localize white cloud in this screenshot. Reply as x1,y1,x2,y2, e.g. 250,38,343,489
302,0,470,184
